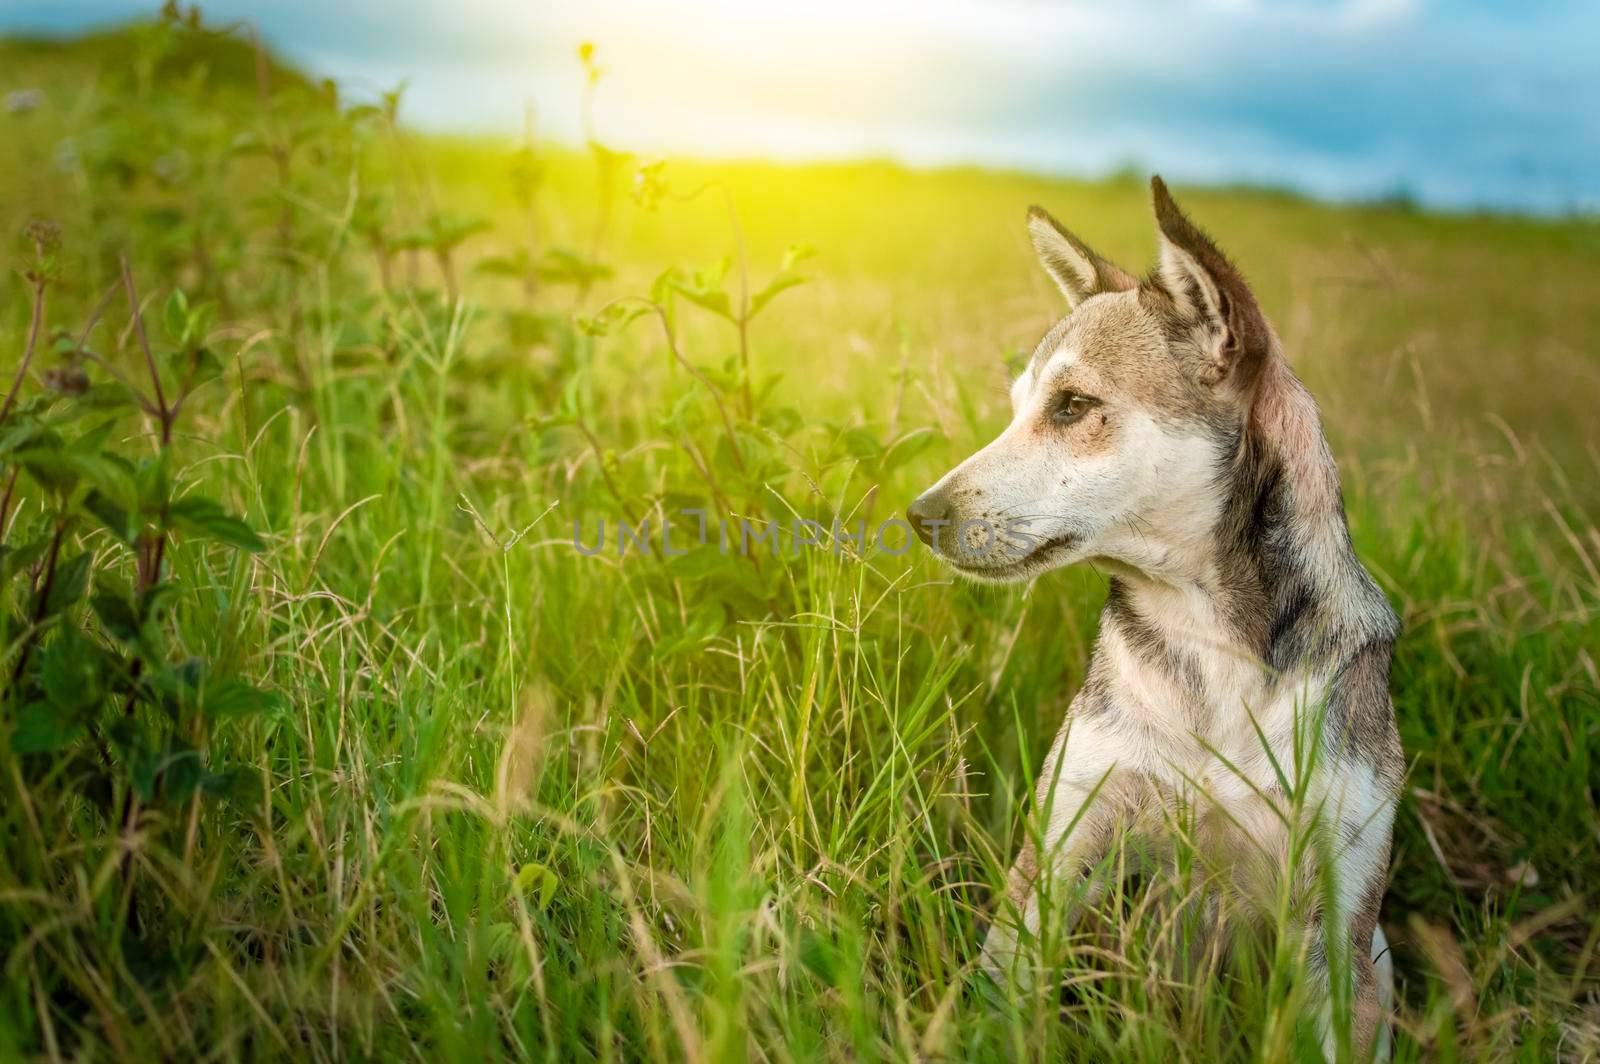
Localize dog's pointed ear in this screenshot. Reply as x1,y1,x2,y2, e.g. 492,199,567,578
1027,205,1136,309
1148,176,1272,394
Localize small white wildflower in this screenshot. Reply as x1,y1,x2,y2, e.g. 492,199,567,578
6,88,43,114
1505,859,1540,888
152,150,190,184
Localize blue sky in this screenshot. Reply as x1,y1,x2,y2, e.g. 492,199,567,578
5,0,1598,213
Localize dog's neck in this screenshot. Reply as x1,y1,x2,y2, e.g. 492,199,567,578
1100,357,1394,676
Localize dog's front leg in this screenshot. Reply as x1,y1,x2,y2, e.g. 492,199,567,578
1304,785,1398,1060
980,711,1128,986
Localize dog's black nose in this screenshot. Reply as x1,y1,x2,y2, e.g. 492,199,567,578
907,490,950,547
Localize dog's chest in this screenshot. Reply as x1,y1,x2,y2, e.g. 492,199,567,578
1101,627,1332,801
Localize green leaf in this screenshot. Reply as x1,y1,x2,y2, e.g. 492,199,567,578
15,446,76,496
78,382,141,410
83,489,136,543
167,497,266,552
504,311,566,348
534,247,611,287
391,230,430,252
748,272,807,319
878,427,940,473
839,427,883,462
748,243,817,319
0,417,53,459
201,680,284,718
41,552,92,618
763,403,802,438
163,288,191,344
136,454,170,512
687,599,725,642
696,257,730,291
19,450,136,508
157,743,204,803
140,581,181,626
201,766,262,808
38,626,105,712
92,589,141,642
649,267,679,307
107,715,149,763
797,928,839,986
780,242,817,272
672,285,734,322
10,704,85,754
514,862,559,910
0,535,50,583
183,344,222,385
475,251,532,278
576,304,627,338
426,212,491,250
670,260,735,323
75,418,116,455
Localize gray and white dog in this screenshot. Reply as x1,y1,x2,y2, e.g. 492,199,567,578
909,177,1400,1055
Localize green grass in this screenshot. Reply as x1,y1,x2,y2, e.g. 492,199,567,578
2,14,1599,1062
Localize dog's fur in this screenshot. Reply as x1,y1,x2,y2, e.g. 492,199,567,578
908,178,1401,1055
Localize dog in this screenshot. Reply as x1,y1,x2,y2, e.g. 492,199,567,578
908,177,1400,1056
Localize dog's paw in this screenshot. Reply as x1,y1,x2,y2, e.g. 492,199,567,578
976,920,1037,994
968,964,1012,1011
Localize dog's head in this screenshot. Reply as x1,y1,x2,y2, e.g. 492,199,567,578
909,176,1278,582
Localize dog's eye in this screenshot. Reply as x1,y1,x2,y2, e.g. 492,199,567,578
1052,393,1097,424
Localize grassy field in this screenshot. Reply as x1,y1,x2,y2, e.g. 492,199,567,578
2,14,1599,1062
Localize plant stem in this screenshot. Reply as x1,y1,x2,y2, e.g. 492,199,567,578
119,256,172,443
599,297,746,475
115,260,174,715
7,519,65,689
0,273,48,427
436,248,459,304
722,186,754,420
575,417,641,532
0,468,17,546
